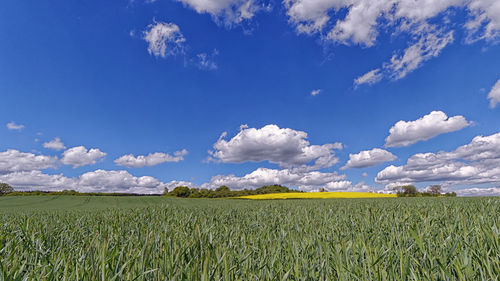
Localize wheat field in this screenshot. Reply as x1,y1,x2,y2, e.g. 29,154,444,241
0,196,498,280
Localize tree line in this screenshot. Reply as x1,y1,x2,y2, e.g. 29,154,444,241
0,182,295,197
0,182,457,197
164,185,296,198
0,183,158,197
393,185,456,197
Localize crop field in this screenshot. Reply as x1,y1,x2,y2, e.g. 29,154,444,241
0,196,499,280
238,192,396,199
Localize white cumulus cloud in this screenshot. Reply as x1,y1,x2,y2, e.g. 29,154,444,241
77,170,165,193
465,0,500,42
376,131,500,193
456,187,500,196
143,21,186,58
342,148,396,169
209,124,342,169
0,150,58,173
6,122,24,131
487,78,500,108
0,171,76,191
201,167,369,192
114,149,188,168
0,170,169,194
61,146,107,168
43,137,66,151
175,0,263,26
385,111,472,147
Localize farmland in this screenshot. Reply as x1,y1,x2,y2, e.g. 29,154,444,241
0,196,499,280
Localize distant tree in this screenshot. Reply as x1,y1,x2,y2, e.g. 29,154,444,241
213,186,231,198
188,188,202,198
60,190,79,195
166,184,293,198
394,185,418,197
169,186,191,198
319,188,326,192
163,187,169,195
402,185,417,195
392,186,403,194
0,183,14,195
255,185,290,194
199,189,214,198
428,185,442,195
215,186,230,193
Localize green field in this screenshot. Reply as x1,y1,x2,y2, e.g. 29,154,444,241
0,196,499,280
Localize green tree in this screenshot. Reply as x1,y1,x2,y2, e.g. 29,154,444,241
199,189,214,198
188,188,202,198
428,185,442,195
402,185,418,196
255,185,290,194
394,185,418,196
169,186,191,198
215,186,230,193
0,183,14,195
214,186,231,198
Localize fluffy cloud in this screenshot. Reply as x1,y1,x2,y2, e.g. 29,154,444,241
201,167,369,191
61,146,106,168
43,137,66,151
143,21,186,58
163,180,197,191
0,171,76,191
385,111,472,147
6,122,24,131
488,79,500,108
77,170,165,193
465,0,500,42
376,131,500,190
456,187,500,196
284,0,499,85
0,170,168,194
0,166,372,194
175,0,263,26
284,0,348,35
342,148,396,169
0,150,58,173
209,124,342,169
354,69,382,87
311,89,321,96
325,0,394,47
114,150,188,168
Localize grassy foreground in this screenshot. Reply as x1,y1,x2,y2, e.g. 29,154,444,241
0,196,499,280
237,191,396,199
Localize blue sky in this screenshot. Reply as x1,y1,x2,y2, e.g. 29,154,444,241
1,0,500,195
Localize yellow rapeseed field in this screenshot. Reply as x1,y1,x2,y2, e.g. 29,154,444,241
237,192,397,199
